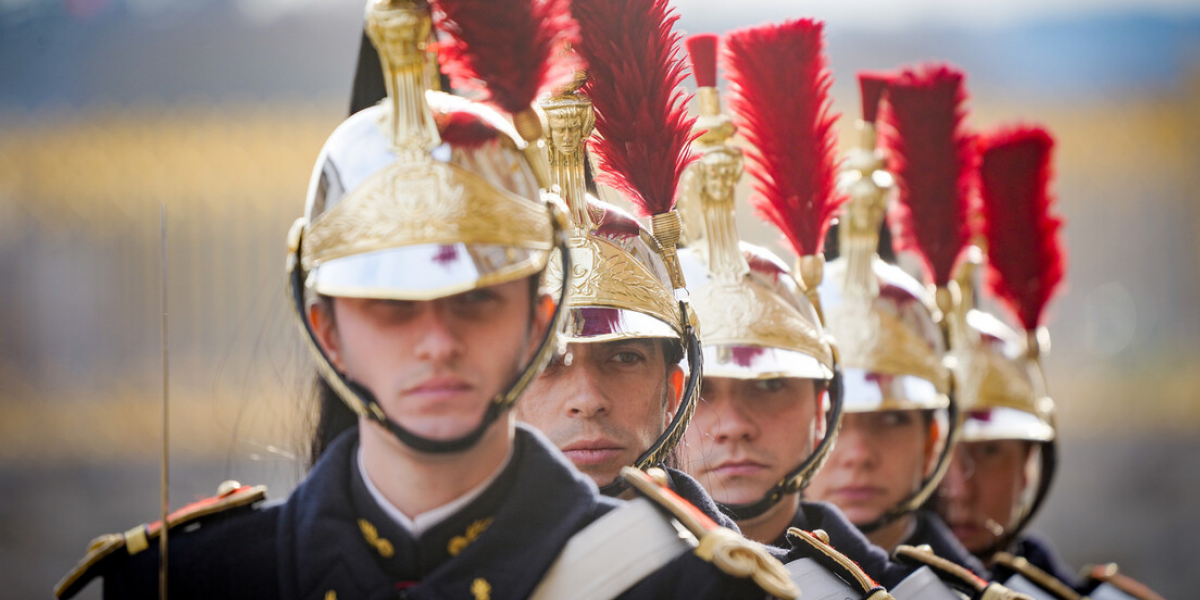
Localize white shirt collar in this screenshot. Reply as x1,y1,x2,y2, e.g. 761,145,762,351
357,443,513,538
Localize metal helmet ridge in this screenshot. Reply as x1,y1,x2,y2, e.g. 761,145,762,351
676,26,843,522
286,0,571,454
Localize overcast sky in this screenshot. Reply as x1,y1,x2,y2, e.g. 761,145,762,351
2,0,1198,28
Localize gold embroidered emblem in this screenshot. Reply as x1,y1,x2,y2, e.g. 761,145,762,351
324,591,337,600
471,578,491,600
447,517,494,557
357,519,395,559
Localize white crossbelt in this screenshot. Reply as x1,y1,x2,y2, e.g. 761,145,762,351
784,557,865,600
529,497,695,600
1001,574,1061,600
890,566,971,600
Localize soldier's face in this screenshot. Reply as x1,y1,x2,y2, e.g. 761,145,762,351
806,410,939,526
938,440,1033,554
516,339,683,487
311,280,546,444
679,377,823,507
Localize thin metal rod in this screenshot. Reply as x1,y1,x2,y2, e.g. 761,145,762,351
159,205,169,600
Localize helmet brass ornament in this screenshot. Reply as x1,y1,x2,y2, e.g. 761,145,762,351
286,0,573,455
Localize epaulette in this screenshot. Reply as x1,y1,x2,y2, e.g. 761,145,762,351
992,552,1080,600
1080,563,1166,600
54,480,267,600
894,545,1033,600
623,467,799,600
785,527,894,600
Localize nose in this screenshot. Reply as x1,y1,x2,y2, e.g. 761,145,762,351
412,302,464,362
831,420,876,469
561,359,611,418
704,393,759,444
940,448,974,501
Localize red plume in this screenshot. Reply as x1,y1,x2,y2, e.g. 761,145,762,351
879,64,976,287
858,70,892,124
686,33,719,88
978,125,1065,331
723,18,843,258
432,0,579,116
571,0,697,217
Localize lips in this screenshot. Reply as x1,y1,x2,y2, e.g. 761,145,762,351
561,439,624,466
830,485,885,502
711,459,767,477
403,375,473,400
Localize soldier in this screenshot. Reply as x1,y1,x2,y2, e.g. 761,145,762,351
670,26,904,590
805,65,988,578
514,77,729,526
54,2,798,599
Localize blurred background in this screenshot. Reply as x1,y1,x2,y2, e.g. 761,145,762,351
1,0,1197,597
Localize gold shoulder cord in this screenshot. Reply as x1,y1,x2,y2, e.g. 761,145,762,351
894,545,1034,600
54,483,267,598
993,552,1080,600
786,527,894,599
622,467,799,600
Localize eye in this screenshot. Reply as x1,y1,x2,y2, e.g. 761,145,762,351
878,411,913,428
752,378,787,393
610,350,645,365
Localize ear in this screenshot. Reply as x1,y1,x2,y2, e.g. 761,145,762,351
524,292,557,363
309,301,346,372
923,417,942,478
812,382,829,444
664,364,685,421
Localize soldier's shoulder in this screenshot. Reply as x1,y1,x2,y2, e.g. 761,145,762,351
55,481,278,600
622,467,798,600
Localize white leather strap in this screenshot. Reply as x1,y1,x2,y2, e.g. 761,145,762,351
891,566,971,600
529,497,693,600
1001,574,1062,600
784,557,867,600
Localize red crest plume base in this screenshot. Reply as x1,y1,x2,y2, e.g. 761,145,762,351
432,0,579,116
570,0,697,217
879,64,976,287
723,18,843,258
978,125,1065,331
857,71,892,124
685,33,719,88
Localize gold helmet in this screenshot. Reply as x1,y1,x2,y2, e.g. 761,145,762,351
677,26,842,520
286,0,571,454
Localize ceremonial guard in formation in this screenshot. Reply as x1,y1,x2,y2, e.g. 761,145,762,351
672,22,903,591
804,64,981,578
934,127,1165,600
513,1,732,528
55,1,796,598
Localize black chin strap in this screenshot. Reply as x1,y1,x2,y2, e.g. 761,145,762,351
599,302,703,497
717,369,845,521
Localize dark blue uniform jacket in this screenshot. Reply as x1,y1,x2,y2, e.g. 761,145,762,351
80,425,771,600
905,509,990,579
